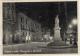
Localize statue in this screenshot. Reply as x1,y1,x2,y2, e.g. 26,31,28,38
54,15,62,41
47,15,66,46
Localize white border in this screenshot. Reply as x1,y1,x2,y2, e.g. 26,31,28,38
0,0,79,56
2,0,77,2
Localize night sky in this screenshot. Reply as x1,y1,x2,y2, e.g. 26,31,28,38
15,1,77,32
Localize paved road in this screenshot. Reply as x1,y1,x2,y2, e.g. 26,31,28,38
3,42,78,54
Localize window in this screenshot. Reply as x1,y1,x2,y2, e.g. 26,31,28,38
21,24,22,30
21,24,24,30
26,32,27,35
26,19,27,24
3,6,8,18
23,32,24,36
21,17,23,23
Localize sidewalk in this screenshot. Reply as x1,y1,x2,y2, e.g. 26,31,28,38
3,42,49,46
3,42,78,54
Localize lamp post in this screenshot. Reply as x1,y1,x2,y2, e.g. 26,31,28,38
72,19,77,47
68,18,77,47
68,24,73,45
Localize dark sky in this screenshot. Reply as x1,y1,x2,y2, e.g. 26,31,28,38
15,1,77,32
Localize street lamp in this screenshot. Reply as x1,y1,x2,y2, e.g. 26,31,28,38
66,18,77,46
68,24,72,28
70,18,77,47
72,19,77,25
68,18,77,28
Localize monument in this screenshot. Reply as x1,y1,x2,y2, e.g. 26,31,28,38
47,15,67,46
54,15,62,41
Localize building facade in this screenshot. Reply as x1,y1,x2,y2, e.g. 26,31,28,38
16,12,42,42
3,3,52,44
3,3,16,44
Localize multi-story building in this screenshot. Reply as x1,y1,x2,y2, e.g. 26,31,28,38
16,12,42,42
3,3,52,44
3,3,16,44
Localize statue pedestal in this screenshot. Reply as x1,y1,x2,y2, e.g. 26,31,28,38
54,27,62,41
47,41,66,46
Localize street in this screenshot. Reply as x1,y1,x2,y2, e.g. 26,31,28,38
3,42,78,54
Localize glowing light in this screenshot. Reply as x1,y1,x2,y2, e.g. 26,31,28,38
68,24,72,28
72,19,77,25
70,34,72,37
